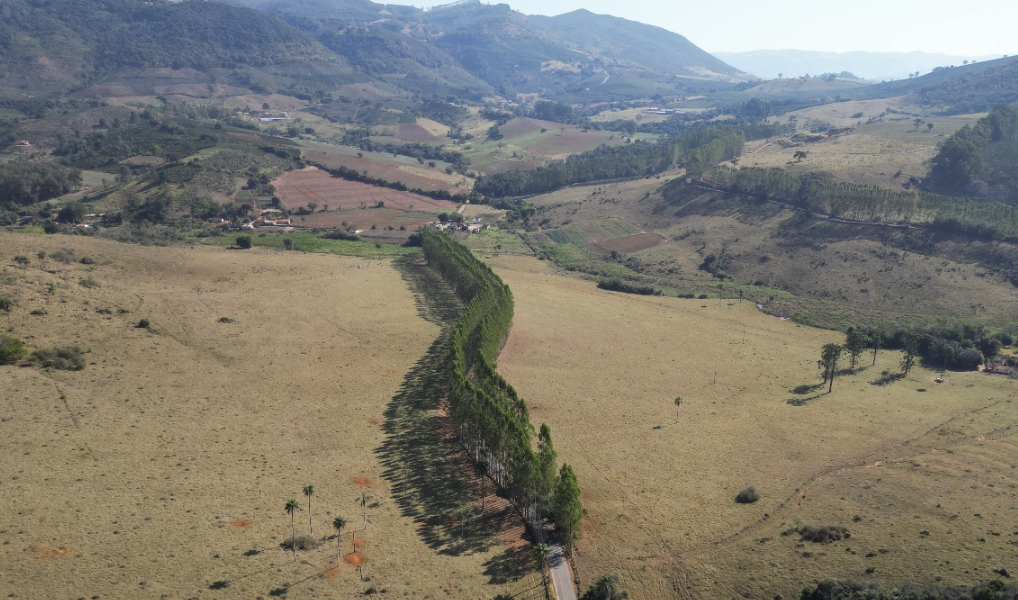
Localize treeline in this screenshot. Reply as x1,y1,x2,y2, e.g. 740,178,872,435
802,578,1018,600
929,104,1018,194
55,114,221,168
846,323,1008,371
474,125,752,199
421,228,584,550
701,165,1018,241
308,161,468,203
597,279,661,296
0,162,82,209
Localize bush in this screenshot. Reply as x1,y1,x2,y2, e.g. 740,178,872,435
136,319,151,329
51,249,76,263
735,486,760,504
280,534,318,551
30,345,86,371
235,235,252,249
787,524,850,543
597,279,660,296
0,335,27,364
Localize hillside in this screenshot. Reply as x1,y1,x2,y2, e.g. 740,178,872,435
0,0,336,100
855,56,1018,114
227,0,746,99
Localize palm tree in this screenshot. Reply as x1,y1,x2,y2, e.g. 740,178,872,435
532,542,550,586
673,396,682,422
0,296,12,331
583,574,628,600
359,491,371,527
332,516,347,559
303,484,315,537
284,498,300,560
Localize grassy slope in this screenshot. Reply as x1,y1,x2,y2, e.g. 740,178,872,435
0,233,539,599
492,253,1018,600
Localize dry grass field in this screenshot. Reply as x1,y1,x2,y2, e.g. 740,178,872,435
742,104,980,189
491,254,1018,599
301,142,472,196
0,233,539,599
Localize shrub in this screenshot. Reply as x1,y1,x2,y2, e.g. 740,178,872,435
597,279,660,296
51,249,76,263
80,257,95,265
280,534,318,551
13,255,29,265
787,524,850,543
735,486,760,504
235,235,252,249
78,276,99,288
0,335,27,364
136,319,150,329
30,345,86,371
30,308,48,316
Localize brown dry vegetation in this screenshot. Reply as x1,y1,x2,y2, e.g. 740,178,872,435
744,106,979,189
301,143,472,195
0,233,537,599
491,254,1018,600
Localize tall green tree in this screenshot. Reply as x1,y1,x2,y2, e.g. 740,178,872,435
532,542,550,588
332,516,347,558
845,330,865,370
284,498,300,560
535,424,557,505
900,332,921,375
820,343,843,393
303,484,315,537
552,463,584,553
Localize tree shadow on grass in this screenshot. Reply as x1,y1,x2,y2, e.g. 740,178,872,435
871,372,905,386
373,261,497,556
787,393,826,407
483,547,530,585
792,383,824,395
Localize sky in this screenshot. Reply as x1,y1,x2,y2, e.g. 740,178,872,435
401,0,1018,56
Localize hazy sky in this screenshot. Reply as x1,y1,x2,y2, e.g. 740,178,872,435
403,0,1018,56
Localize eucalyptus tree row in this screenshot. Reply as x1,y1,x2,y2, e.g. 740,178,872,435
421,228,584,549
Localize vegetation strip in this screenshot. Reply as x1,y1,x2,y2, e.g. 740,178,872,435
421,228,585,552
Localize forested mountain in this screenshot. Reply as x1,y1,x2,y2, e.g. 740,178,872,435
226,0,746,99
0,0,335,99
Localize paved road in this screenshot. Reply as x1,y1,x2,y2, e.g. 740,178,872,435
546,536,576,600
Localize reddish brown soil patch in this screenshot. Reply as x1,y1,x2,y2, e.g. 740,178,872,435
302,151,467,194
352,475,371,487
302,209,435,234
274,168,458,212
33,544,73,560
230,519,250,528
591,232,667,254
367,417,382,426
323,561,344,578
343,552,367,565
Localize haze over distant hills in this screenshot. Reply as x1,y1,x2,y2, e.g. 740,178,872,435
717,49,1002,82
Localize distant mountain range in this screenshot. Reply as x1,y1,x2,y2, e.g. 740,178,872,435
716,50,1003,82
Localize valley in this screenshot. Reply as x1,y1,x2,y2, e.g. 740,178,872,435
2,0,1018,598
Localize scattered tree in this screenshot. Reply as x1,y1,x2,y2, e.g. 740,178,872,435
793,150,808,162
303,484,315,537
845,330,865,370
332,516,347,558
819,343,844,393
235,235,252,249
673,396,682,421
284,498,300,560
900,332,920,375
